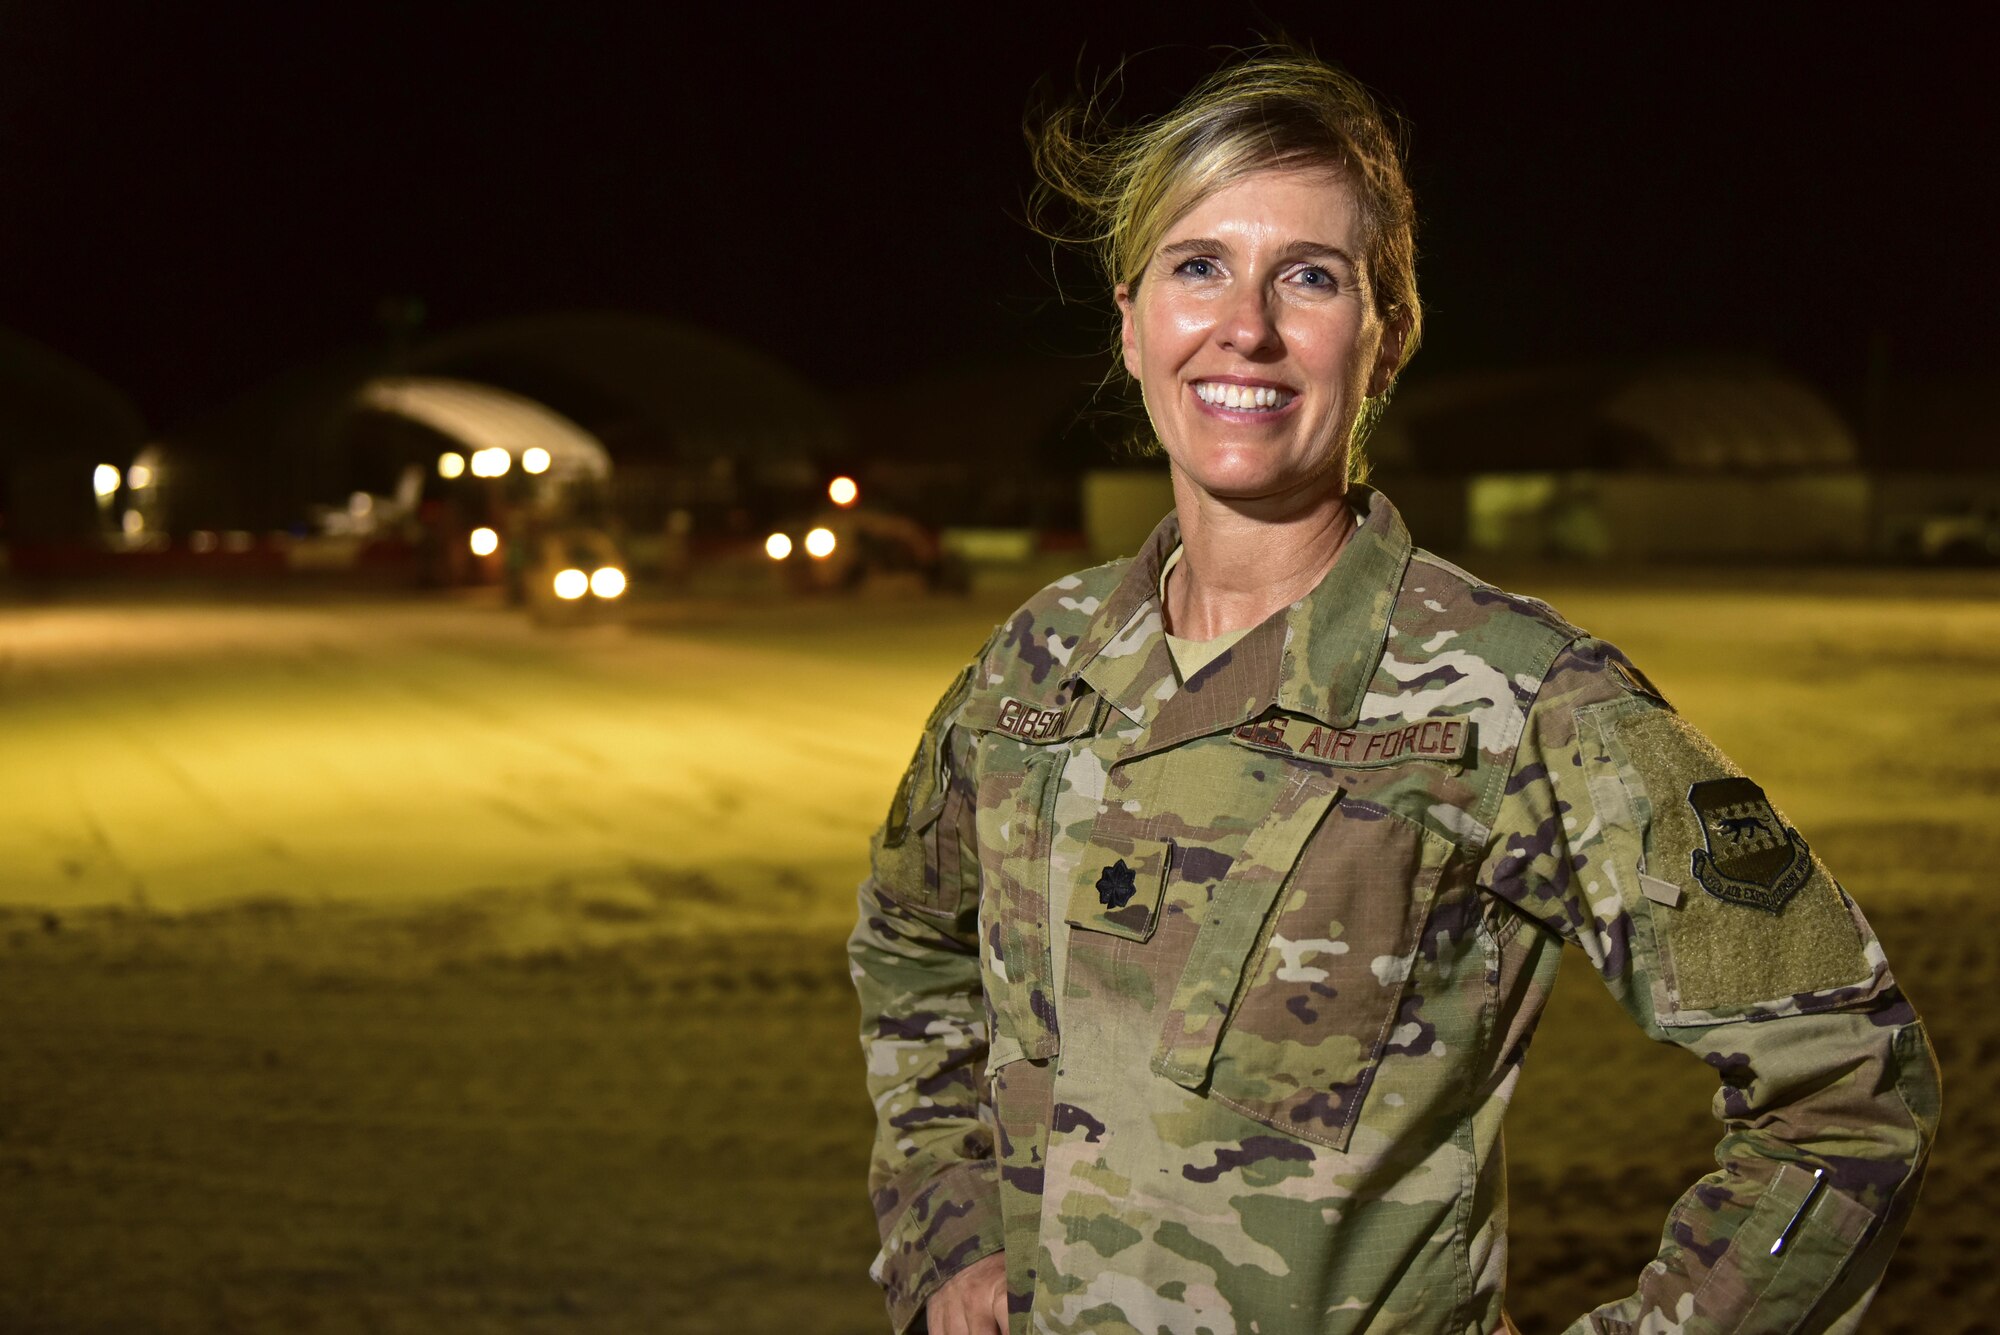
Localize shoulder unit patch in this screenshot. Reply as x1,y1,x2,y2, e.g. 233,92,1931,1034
1686,777,1813,914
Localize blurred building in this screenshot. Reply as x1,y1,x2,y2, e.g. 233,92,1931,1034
53,312,848,579
1366,358,1870,560
13,322,1991,577
1076,357,2000,565
399,312,842,533
1862,374,2000,562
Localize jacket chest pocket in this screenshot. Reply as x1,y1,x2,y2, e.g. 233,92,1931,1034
967,732,1064,1067
1145,785,1454,1152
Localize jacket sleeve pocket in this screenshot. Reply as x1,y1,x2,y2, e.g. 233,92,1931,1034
870,663,978,918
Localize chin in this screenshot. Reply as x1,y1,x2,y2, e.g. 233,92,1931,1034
1174,451,1343,506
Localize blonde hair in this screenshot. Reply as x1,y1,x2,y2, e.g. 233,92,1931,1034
1031,48,1421,478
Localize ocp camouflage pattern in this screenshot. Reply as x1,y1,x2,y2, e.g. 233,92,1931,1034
849,489,1940,1334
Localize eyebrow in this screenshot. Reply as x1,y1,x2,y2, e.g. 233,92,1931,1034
1156,237,1362,272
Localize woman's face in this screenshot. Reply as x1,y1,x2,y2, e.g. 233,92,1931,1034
1118,167,1402,509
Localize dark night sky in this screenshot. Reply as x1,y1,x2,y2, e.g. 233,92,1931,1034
2,3,1994,433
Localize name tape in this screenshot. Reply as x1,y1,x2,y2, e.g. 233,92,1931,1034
995,697,1070,742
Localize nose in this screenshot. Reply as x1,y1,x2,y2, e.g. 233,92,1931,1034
1216,282,1280,357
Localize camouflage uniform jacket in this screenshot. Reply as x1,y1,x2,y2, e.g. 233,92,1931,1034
849,488,1939,1335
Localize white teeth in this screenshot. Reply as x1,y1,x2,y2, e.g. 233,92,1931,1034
1194,382,1291,411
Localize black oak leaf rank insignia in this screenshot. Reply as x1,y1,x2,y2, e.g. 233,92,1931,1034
1096,859,1138,909
1687,777,1813,914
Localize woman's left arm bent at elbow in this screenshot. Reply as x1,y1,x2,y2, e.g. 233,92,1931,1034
1482,637,1942,1335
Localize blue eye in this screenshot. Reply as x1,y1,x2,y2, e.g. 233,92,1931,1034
1174,258,1217,278
1296,266,1335,289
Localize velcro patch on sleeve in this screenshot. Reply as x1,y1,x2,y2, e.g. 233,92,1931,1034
1232,715,1471,770
1592,704,1879,1022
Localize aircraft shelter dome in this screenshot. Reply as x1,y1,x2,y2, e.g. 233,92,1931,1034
1368,358,1858,475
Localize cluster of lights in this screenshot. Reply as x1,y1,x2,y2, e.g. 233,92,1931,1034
553,566,626,601
765,526,837,561
469,447,511,478
94,461,160,499
439,447,551,479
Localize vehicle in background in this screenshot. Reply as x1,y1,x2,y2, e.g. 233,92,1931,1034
522,526,628,622
426,435,629,617
1883,506,2000,564
763,503,968,593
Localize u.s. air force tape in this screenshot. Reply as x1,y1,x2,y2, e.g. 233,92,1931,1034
1231,715,1472,769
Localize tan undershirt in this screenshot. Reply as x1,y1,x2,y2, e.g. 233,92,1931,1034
1159,545,1251,680
1159,509,1360,679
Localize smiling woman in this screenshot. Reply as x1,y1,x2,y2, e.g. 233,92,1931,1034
849,47,1938,1335
1115,169,1394,575
1036,52,1421,485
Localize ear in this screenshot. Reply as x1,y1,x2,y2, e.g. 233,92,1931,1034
1367,310,1409,398
1115,282,1140,380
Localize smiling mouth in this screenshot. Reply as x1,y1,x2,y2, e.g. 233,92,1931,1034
1192,381,1296,412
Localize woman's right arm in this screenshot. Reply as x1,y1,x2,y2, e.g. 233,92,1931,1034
848,643,1005,1334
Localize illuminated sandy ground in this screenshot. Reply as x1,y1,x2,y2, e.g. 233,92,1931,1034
0,591,954,923
2,569,1995,1332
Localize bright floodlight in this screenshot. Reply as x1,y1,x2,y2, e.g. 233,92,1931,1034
828,476,859,507
128,464,154,490
469,526,499,557
471,447,511,478
804,526,837,559
553,568,589,600
438,452,466,479
522,447,551,475
765,532,793,560
590,566,626,599
93,464,121,498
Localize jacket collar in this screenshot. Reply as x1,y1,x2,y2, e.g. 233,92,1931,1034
1069,487,1413,745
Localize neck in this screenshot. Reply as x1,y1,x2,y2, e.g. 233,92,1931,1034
1164,474,1357,641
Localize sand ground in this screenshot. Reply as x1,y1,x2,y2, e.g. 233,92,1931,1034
3,566,1994,1333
